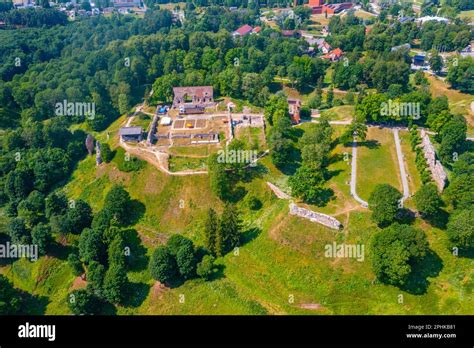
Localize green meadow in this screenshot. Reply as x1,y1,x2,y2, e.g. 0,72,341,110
1,118,472,315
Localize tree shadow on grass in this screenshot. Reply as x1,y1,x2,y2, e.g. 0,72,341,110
122,282,150,308
400,250,443,295
307,188,335,207
357,140,380,149
48,242,76,261
458,248,474,259
125,199,146,226
20,292,49,315
422,209,449,229
278,161,299,176
326,168,344,181
328,152,346,165
99,301,117,315
122,229,148,272
241,162,268,183
289,127,304,142
208,263,226,282
226,186,247,204
165,277,185,289
240,227,262,246
396,208,416,225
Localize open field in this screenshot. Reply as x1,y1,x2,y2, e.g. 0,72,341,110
309,13,332,27
167,145,216,157
130,112,152,130
427,75,474,137
357,127,403,201
321,105,355,121
169,155,207,172
458,10,474,21
349,9,377,21
234,126,267,152
2,116,473,315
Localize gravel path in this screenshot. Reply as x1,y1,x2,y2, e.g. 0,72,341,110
350,138,369,208
392,128,410,204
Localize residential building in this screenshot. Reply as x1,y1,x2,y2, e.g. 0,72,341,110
415,16,449,24
321,48,344,62
281,30,301,38
307,0,353,15
233,24,253,37
316,38,332,54
391,43,411,52
112,0,142,8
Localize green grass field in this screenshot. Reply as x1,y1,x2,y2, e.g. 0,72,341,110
357,127,403,201
458,10,474,21
168,156,207,172
321,105,355,121
427,75,474,137
1,114,473,315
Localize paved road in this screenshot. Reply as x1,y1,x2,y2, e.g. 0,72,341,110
393,128,410,205
350,138,369,208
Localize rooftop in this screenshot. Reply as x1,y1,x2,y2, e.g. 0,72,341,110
173,86,213,99
119,126,143,136
234,24,253,36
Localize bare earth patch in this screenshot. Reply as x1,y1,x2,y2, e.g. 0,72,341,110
70,276,87,291
299,303,324,310
151,281,168,300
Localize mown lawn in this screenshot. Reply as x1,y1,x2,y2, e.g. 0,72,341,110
357,127,403,201
168,156,207,172
321,105,355,121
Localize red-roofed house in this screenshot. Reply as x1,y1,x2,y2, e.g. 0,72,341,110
288,99,301,124
321,48,344,62
281,30,301,38
233,24,253,37
307,0,353,14
252,26,262,34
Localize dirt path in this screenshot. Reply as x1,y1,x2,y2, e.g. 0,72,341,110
392,128,410,204
350,138,369,208
266,182,291,199
120,140,208,176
